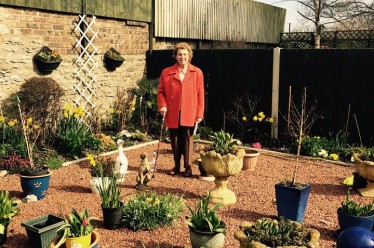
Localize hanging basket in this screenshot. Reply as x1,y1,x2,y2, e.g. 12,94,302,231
104,47,125,70
34,46,62,72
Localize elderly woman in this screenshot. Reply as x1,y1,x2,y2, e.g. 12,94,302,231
157,42,205,177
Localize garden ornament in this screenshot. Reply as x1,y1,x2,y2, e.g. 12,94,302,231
136,152,152,190
115,139,128,181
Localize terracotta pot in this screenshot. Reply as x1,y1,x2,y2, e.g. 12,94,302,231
242,150,260,171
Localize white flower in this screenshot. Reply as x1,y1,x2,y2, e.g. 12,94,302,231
318,149,328,158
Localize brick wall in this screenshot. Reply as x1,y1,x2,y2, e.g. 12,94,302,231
0,5,149,114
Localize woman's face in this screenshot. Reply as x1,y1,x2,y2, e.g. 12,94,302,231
176,48,190,66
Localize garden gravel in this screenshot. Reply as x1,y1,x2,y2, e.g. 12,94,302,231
0,142,366,248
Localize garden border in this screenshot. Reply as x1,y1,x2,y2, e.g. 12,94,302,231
62,140,159,167
195,140,354,168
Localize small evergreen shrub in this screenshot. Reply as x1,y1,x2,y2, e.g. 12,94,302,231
122,192,185,231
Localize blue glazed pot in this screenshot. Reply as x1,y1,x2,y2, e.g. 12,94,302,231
337,207,374,231
275,183,311,223
19,173,51,200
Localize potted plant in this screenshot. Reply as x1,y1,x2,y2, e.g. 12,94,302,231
15,96,51,200
87,154,114,194
34,46,62,72
96,169,123,230
104,47,125,70
21,214,65,248
185,193,226,248
200,130,245,205
0,191,20,245
52,208,98,248
337,189,374,231
275,88,320,223
234,217,320,248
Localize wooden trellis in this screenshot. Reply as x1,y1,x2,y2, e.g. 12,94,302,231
73,15,99,122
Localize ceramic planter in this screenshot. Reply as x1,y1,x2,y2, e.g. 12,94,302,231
234,220,320,248
275,183,311,223
102,203,123,230
50,230,100,248
19,172,51,200
200,148,245,205
189,225,225,248
337,207,374,231
242,150,260,171
0,224,8,245
21,214,65,248
34,57,61,72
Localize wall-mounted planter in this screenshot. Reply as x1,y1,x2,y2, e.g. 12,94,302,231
34,46,62,73
104,47,125,70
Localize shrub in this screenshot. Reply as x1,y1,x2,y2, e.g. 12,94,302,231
17,77,64,145
122,192,185,231
301,136,329,157
243,217,310,246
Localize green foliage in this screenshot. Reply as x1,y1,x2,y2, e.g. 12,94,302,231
89,155,115,177
105,48,124,61
44,156,64,170
243,217,310,246
55,209,98,248
185,193,225,234
97,171,122,209
341,190,374,216
208,130,241,155
0,116,26,157
128,78,160,134
56,105,102,158
122,192,185,231
0,191,20,235
197,125,214,140
341,146,374,162
130,130,150,142
36,49,62,62
301,136,329,157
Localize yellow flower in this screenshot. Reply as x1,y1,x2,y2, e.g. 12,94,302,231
64,112,68,118
242,116,247,121
8,119,17,127
108,108,115,114
253,116,258,121
0,116,5,123
266,117,274,123
63,104,72,111
86,154,96,166
74,113,79,119
258,112,265,119
145,197,152,204
27,117,33,124
116,110,121,114
154,198,160,206
33,124,40,129
329,153,339,161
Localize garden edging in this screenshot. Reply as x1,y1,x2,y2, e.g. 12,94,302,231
62,140,159,167
195,140,353,168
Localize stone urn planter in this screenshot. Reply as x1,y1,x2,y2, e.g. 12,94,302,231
234,218,320,248
200,148,245,205
353,154,374,197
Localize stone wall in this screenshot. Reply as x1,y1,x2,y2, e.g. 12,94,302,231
0,5,149,113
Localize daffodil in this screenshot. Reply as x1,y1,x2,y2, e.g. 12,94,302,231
258,112,265,119
0,116,4,123
27,117,33,124
154,198,160,206
242,116,247,121
329,153,339,161
108,108,115,114
146,197,153,204
86,154,96,166
253,116,258,121
33,124,40,129
266,117,274,123
8,119,17,127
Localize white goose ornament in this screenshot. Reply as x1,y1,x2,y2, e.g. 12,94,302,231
115,139,128,180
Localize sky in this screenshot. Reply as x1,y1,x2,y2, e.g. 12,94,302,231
255,0,302,32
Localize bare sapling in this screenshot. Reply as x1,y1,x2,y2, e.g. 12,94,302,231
287,87,321,186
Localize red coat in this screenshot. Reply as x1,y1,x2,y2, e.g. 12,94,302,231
157,63,205,128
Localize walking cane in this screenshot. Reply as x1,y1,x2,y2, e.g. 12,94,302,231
152,113,165,178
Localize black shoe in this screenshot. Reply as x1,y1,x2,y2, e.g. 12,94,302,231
183,167,192,177
169,167,180,176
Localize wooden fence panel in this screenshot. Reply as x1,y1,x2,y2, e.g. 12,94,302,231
0,0,82,13
147,49,374,146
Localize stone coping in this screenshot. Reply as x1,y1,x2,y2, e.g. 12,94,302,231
62,140,159,167
194,139,353,168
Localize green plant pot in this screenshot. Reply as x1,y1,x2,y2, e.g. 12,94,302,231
21,214,65,248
